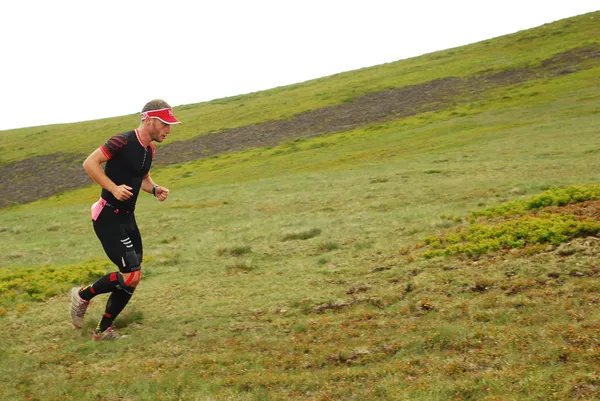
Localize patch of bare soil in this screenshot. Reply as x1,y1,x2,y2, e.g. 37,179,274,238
0,153,92,208
543,199,600,221
1,46,598,208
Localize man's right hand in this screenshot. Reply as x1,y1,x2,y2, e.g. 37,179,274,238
112,185,133,201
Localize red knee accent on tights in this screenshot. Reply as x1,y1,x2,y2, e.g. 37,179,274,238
109,272,118,282
104,312,112,318
124,270,140,286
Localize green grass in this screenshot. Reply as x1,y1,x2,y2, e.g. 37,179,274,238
1,11,600,401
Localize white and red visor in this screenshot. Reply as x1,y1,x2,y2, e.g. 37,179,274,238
141,108,181,124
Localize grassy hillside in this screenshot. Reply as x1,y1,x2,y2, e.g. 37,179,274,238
1,11,600,401
0,11,598,166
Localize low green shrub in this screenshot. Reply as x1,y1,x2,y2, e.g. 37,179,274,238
442,184,600,258
282,228,322,241
217,245,252,256
318,241,341,252
0,259,109,309
423,213,600,259
473,184,600,219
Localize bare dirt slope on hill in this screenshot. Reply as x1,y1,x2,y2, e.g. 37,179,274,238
154,46,599,166
0,46,598,208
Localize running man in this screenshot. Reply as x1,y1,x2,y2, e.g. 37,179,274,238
70,99,180,340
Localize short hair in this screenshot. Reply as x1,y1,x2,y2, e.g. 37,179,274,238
142,99,172,113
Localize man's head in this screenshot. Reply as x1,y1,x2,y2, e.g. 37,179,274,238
141,99,181,143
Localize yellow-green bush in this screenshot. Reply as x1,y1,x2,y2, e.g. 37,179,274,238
472,184,600,219
0,259,108,309
424,183,600,259
424,214,600,259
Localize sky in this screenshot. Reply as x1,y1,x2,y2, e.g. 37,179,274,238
1,1,598,131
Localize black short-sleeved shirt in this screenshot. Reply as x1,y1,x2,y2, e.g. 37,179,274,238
99,129,155,211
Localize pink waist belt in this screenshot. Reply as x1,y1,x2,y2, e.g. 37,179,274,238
91,198,133,221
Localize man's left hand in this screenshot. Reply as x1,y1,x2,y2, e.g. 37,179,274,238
155,186,169,202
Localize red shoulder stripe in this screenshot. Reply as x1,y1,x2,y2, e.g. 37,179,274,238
102,133,128,158
100,146,112,160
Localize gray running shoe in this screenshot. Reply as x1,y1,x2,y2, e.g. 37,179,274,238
92,327,121,341
69,287,89,328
